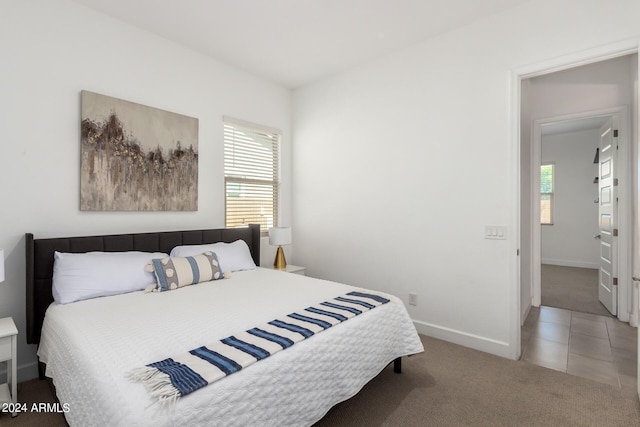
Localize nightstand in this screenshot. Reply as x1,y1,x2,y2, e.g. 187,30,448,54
0,317,17,417
266,264,306,275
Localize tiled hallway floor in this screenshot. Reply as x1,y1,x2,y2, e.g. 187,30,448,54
522,306,637,395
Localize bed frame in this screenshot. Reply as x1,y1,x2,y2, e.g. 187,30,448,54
25,224,261,346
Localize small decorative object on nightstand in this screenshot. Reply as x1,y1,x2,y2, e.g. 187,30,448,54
0,317,18,418
268,227,292,270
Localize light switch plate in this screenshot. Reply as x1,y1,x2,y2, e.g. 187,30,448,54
485,225,507,240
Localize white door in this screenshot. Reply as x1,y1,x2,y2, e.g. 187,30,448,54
597,117,617,315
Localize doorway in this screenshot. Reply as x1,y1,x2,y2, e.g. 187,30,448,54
516,48,639,395
538,113,624,318
521,54,636,324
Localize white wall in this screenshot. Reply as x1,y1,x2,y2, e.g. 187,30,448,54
0,0,291,380
526,55,635,119
541,129,600,268
292,0,640,359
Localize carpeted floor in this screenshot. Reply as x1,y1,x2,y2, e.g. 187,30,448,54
0,377,67,427
4,334,638,426
541,264,612,317
315,335,639,426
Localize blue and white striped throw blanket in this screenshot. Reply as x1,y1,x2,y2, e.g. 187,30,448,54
128,291,390,404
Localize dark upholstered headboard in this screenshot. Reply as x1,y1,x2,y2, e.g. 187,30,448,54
25,224,260,345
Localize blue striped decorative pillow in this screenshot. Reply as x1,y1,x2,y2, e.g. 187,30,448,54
150,251,224,292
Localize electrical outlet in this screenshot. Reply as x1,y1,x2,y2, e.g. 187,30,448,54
408,292,417,306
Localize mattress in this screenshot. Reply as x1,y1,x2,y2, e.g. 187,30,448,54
38,267,424,426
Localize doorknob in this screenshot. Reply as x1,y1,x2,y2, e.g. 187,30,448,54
593,234,601,239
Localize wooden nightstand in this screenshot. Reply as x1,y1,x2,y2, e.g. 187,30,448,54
265,264,306,275
0,317,17,417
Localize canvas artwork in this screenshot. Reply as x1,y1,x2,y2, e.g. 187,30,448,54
80,90,198,211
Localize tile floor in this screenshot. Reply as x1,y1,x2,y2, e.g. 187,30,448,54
521,306,638,395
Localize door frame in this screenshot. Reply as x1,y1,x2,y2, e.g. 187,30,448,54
509,38,639,362
531,107,631,320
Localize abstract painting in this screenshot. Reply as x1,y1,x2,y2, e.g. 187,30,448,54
80,90,198,211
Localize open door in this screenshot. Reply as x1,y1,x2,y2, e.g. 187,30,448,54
597,117,617,315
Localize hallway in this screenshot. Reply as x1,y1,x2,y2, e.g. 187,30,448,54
521,306,637,395
541,264,610,317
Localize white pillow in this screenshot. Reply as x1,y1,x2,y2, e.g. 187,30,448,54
170,240,256,272
52,251,168,304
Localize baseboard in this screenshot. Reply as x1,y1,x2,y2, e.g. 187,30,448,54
0,361,40,384
541,258,599,269
521,303,532,327
629,312,638,328
412,320,514,360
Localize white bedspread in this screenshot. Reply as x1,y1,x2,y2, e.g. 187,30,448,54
38,268,423,427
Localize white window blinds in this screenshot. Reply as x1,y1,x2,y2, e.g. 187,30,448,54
223,118,280,233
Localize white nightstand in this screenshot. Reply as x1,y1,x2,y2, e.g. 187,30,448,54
0,317,17,417
265,264,306,275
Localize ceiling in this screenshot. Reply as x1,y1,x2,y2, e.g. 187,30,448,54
72,0,531,88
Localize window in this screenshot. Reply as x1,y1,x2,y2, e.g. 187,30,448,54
223,118,280,234
540,163,554,225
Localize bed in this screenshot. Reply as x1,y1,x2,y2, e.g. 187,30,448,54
26,224,424,426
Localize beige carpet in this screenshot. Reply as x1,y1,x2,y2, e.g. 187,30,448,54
0,377,67,427
541,264,612,317
2,335,638,426
315,335,638,426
